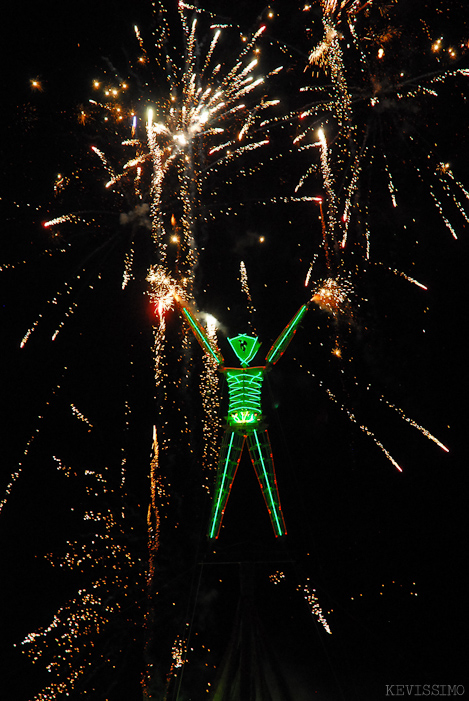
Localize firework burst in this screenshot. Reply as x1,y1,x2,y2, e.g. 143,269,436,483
2,2,463,698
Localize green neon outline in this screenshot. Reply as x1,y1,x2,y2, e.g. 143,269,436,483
252,430,284,537
226,368,263,420
265,304,308,365
231,411,256,424
228,334,261,366
182,307,223,364
209,432,236,539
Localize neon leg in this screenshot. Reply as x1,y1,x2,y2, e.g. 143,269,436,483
208,430,245,539
246,429,286,537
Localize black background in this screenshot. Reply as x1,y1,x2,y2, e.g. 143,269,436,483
1,2,467,699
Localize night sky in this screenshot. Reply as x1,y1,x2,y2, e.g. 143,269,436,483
1,2,468,699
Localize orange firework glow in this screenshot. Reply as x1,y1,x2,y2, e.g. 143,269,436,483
30,78,43,91
310,277,352,317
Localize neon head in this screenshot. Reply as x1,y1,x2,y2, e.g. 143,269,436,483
227,333,261,366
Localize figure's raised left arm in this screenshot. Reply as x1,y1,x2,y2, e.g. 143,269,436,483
265,303,309,366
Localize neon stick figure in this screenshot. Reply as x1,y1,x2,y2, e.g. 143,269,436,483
180,302,309,539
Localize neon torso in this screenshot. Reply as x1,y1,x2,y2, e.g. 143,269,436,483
223,366,265,427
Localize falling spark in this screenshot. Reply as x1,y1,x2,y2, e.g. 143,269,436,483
200,315,222,493
240,261,257,332
382,400,449,452
320,383,403,472
298,580,332,634
70,404,93,429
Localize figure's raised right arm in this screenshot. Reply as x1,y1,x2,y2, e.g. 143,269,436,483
179,302,224,366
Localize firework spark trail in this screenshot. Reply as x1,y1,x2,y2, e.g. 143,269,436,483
20,269,93,348
308,374,404,472
70,404,93,428
377,263,428,291
149,429,163,533
299,580,332,634
202,27,221,76
169,633,187,674
269,570,331,634
200,315,222,493
146,265,184,385
90,146,115,180
1,435,37,515
311,20,351,130
340,138,368,243
313,369,448,471
20,319,41,348
298,4,357,262
428,185,458,239
119,400,131,490
143,426,161,696
239,260,257,333
1,373,66,514
381,399,449,453
384,157,398,209
51,301,79,341
43,214,83,228
315,128,338,267
437,164,469,225
305,254,318,288
122,249,134,289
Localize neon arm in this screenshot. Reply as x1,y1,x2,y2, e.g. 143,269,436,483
265,304,309,365
180,304,224,365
